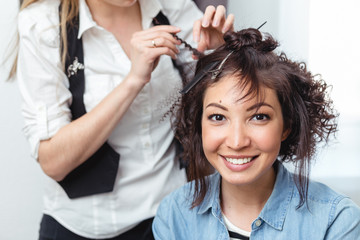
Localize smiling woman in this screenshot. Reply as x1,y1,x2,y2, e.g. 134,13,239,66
201,78,287,200
152,29,360,240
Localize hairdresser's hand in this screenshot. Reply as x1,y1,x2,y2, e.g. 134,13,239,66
193,5,234,56
128,25,181,86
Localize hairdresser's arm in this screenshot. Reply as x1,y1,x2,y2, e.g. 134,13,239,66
34,26,180,181
193,5,234,53
38,76,142,181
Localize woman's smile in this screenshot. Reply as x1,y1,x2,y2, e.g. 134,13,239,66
223,155,254,165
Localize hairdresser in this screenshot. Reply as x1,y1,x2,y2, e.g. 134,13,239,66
14,0,234,239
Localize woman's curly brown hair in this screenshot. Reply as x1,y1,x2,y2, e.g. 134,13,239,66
173,28,338,208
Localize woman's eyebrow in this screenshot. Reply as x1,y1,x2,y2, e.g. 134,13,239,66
205,103,228,111
246,102,274,112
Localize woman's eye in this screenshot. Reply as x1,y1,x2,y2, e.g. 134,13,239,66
251,114,270,121
209,114,225,122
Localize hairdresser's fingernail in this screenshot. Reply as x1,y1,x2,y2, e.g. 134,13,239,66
213,20,219,27
202,20,209,27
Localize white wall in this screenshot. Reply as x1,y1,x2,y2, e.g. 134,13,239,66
308,0,360,178
228,0,360,203
0,1,44,240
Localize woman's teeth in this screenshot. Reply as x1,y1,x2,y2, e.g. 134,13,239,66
225,157,252,165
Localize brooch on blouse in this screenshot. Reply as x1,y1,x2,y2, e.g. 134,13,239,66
67,57,84,77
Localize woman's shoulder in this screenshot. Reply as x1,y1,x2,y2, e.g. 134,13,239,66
19,0,60,31
280,164,360,220
304,179,360,237
301,178,360,223
280,163,354,207
306,178,351,205
159,173,219,209
18,0,60,47
20,0,59,18
153,173,225,239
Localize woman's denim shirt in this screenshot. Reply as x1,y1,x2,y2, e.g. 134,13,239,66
153,162,360,239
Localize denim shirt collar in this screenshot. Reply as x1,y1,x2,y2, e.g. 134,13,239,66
196,161,295,231
197,170,222,218
259,162,295,230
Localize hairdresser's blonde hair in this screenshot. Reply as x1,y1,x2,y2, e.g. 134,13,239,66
8,0,79,80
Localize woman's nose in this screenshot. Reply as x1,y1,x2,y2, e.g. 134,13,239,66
225,122,250,150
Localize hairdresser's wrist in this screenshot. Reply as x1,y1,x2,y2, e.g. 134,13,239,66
123,72,149,92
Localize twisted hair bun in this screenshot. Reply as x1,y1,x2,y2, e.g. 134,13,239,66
224,28,278,53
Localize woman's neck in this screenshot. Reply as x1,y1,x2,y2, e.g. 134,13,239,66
85,0,141,30
220,167,276,232
85,0,142,57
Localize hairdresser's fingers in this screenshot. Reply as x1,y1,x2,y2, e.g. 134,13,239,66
151,47,178,60
130,45,178,79
128,48,177,84
135,25,181,40
196,31,210,53
144,32,181,47
193,5,221,44
133,34,179,47
193,5,234,51
202,5,216,28
129,31,180,83
133,33,180,52
147,37,180,56
212,5,226,28
198,25,225,52
132,28,181,56
222,13,235,33
193,18,220,50
141,25,181,35
193,19,202,43
131,35,179,62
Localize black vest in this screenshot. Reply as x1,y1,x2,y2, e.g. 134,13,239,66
58,9,184,199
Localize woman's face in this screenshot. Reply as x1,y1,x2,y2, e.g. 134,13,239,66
201,75,288,188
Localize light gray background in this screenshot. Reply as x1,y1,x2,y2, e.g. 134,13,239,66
1,0,359,239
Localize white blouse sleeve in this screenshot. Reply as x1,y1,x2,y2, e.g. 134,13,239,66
17,2,72,159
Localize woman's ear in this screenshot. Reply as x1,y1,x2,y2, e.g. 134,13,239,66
282,128,291,141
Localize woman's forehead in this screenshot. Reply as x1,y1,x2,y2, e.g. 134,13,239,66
203,75,277,105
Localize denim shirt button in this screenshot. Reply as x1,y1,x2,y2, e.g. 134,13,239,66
255,219,262,227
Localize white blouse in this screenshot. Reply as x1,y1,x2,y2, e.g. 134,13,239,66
17,0,202,238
